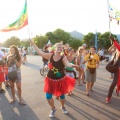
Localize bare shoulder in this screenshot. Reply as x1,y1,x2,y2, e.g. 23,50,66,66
62,55,67,61
48,53,53,59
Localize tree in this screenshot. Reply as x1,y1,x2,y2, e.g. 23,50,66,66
53,29,71,44
45,32,56,44
33,35,48,48
0,42,3,47
82,32,94,48
4,36,21,47
20,40,30,48
68,37,83,50
98,32,118,49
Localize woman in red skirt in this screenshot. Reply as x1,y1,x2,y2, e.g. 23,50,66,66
30,40,79,118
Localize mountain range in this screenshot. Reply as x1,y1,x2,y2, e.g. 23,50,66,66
69,31,84,40
70,31,120,42
21,31,120,42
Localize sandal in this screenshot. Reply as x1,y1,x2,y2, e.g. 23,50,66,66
19,101,26,105
82,81,86,84
9,99,16,104
90,89,94,92
86,93,90,96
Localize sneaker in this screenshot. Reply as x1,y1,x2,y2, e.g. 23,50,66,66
106,97,111,103
61,107,68,114
49,108,57,118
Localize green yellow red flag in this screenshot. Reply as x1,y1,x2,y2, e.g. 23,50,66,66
0,0,28,32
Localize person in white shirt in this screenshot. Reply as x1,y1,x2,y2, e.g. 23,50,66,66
98,48,104,61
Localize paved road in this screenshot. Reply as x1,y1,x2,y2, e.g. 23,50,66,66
0,55,120,120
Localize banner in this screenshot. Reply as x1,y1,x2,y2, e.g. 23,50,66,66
107,0,120,24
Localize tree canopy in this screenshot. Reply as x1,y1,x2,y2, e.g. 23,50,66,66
2,29,118,50
4,36,20,47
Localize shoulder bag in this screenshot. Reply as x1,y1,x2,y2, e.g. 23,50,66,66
8,64,17,82
105,53,119,73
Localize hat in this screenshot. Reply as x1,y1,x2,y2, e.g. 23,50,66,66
82,43,87,47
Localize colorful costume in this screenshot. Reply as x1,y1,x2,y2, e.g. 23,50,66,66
110,37,120,96
44,54,76,97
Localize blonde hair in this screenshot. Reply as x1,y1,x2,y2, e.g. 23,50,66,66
77,46,83,55
78,46,83,50
54,43,63,47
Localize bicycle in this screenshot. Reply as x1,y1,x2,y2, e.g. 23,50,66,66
40,63,48,76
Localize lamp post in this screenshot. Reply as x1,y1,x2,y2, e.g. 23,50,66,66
94,30,98,51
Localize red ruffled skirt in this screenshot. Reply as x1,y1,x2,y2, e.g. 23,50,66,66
44,76,76,96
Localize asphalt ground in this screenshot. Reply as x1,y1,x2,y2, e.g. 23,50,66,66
0,55,120,120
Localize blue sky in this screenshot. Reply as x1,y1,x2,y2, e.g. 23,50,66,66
0,0,120,42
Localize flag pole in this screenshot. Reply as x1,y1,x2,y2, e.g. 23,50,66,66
26,0,30,40
27,20,31,40
107,0,111,34
25,0,33,56
94,30,98,51
26,0,32,49
109,15,111,34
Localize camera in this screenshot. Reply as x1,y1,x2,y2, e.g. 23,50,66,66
88,58,92,62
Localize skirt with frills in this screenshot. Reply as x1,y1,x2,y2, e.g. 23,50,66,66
44,76,76,96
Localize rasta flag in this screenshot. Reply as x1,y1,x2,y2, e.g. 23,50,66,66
0,0,28,32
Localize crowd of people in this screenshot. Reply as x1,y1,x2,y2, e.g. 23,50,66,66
29,37,119,117
0,36,120,118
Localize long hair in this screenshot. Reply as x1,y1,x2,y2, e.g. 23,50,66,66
77,46,83,56
10,45,21,62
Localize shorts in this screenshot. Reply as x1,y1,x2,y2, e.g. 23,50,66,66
85,68,96,82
